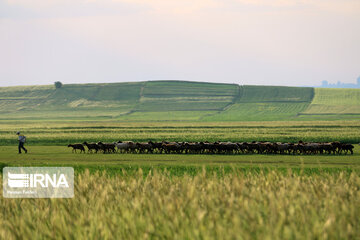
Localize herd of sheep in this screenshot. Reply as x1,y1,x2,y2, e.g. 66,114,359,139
67,141,355,155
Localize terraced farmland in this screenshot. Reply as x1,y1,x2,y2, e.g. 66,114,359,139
300,88,360,117
0,82,143,120
203,86,314,121
237,85,314,102
203,102,310,121
0,81,359,121
134,81,239,112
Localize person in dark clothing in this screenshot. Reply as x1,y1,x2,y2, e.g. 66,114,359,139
16,131,27,154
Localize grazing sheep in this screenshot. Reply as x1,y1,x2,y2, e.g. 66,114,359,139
70,140,355,155
341,143,354,155
115,141,135,153
97,142,116,154
83,142,100,153
68,144,85,153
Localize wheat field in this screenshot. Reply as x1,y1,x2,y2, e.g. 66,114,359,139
1,169,359,239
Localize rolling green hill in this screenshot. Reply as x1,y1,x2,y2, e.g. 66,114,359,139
299,88,360,118
0,81,359,121
135,81,238,112
202,86,314,121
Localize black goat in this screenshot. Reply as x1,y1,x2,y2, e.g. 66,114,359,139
83,142,100,153
68,144,85,153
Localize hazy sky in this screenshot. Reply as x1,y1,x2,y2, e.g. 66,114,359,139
1,0,359,87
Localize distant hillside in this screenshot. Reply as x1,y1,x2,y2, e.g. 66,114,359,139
299,88,360,117
202,85,314,121
136,81,238,112
0,81,359,121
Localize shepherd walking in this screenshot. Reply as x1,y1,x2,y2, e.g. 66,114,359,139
16,131,27,154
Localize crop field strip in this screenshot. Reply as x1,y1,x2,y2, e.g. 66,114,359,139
0,145,359,174
202,85,314,121
134,81,239,112
0,121,359,146
301,88,360,116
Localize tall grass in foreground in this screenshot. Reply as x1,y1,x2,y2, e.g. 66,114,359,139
1,170,359,239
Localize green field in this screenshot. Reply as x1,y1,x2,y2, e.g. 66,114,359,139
203,102,310,121
1,145,359,174
2,170,359,239
0,119,359,177
237,85,314,102
1,142,359,239
1,81,360,239
0,119,358,175
1,81,359,121
300,88,360,117
0,120,359,145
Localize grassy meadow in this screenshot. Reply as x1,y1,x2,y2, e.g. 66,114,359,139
0,145,359,177
0,120,359,146
301,88,360,116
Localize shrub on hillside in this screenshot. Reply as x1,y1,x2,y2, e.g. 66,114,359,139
54,81,63,89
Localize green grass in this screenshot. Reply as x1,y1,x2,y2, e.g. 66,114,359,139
0,82,143,120
202,102,310,121
1,120,359,145
311,88,360,105
202,86,314,121
143,81,239,97
0,120,359,172
301,88,360,116
0,145,359,175
135,100,231,112
238,85,314,103
0,85,53,98
49,82,144,102
134,81,238,112
1,120,359,172
119,111,217,121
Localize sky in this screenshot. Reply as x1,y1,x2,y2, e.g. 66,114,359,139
0,0,359,87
